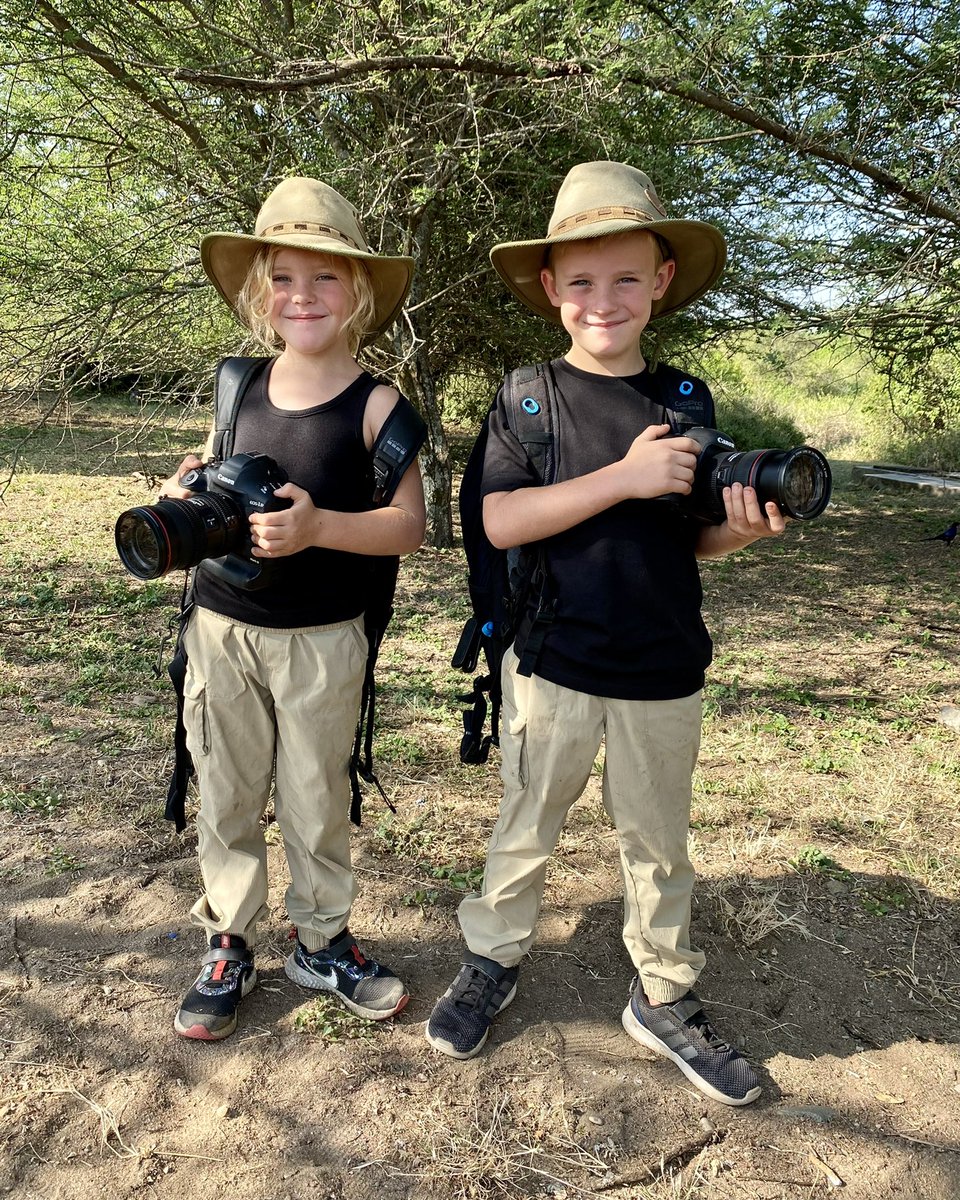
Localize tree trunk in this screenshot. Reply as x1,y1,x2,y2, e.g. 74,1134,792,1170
398,345,454,549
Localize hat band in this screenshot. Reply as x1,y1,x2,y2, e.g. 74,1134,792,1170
549,202,668,237
260,220,362,250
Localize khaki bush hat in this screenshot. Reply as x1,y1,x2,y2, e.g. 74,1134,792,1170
490,161,726,322
201,177,414,339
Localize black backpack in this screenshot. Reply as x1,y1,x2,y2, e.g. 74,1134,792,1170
453,359,712,765
165,356,427,831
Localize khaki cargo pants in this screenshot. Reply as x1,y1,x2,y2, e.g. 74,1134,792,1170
182,605,367,951
458,647,706,1004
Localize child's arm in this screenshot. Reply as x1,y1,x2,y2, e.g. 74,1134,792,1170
483,424,699,549
695,482,786,559
249,387,426,558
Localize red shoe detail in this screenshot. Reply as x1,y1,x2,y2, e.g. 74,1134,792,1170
351,944,367,967
176,1022,220,1041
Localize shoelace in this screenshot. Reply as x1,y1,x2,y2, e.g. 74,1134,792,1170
454,966,499,1011
685,1006,733,1053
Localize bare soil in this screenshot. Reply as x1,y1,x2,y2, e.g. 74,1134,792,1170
2,440,959,1199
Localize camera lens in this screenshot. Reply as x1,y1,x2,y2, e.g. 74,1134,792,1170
777,447,831,519
726,446,832,520
115,494,244,580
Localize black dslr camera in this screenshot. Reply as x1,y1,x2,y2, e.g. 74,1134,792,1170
115,452,292,590
678,426,832,524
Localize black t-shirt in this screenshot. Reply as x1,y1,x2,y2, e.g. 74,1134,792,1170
193,363,380,628
482,358,714,700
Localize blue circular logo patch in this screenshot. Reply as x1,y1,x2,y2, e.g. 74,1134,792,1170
679,380,694,396
521,397,541,414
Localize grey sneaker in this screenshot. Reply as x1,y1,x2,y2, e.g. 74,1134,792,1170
426,954,518,1059
622,978,761,1106
174,933,257,1041
284,928,408,1020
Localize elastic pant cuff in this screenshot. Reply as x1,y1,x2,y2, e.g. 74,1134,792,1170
641,975,693,1005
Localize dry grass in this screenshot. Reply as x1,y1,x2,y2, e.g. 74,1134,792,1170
388,1090,615,1199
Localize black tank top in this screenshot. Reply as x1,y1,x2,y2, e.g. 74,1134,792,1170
193,362,378,628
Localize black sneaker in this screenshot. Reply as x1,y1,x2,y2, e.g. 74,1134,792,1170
426,954,518,1059
174,933,257,1041
284,929,408,1020
622,978,761,1106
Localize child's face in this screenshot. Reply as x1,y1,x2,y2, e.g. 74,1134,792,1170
540,231,675,374
269,247,357,356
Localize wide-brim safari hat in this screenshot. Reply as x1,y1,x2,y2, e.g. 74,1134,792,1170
201,176,414,340
490,161,726,323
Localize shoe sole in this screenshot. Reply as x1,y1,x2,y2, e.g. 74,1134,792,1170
621,1002,761,1107
284,953,408,1020
174,967,258,1041
424,982,517,1060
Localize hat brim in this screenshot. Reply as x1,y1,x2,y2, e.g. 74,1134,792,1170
200,231,414,341
489,218,726,323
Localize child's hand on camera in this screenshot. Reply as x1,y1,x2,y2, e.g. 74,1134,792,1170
619,424,699,500
249,482,320,557
721,481,786,542
158,454,204,500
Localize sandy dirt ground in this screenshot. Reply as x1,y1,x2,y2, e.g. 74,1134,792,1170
4,756,960,1200
2,465,960,1199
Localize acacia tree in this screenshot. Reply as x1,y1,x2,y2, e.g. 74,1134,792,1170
3,0,959,529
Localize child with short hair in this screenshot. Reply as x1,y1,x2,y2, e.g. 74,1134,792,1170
426,161,784,1105
160,177,425,1040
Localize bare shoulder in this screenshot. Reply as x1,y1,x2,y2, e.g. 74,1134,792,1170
363,382,403,446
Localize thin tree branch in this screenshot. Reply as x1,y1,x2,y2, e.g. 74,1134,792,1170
171,53,960,227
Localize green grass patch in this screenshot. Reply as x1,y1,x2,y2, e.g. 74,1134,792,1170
293,995,379,1042
0,786,64,816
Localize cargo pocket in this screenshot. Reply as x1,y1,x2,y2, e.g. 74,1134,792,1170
182,675,209,757
346,617,369,661
499,704,529,791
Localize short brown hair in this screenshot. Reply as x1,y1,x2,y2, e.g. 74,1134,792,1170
545,228,675,271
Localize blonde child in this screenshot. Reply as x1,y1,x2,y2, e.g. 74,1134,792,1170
160,177,425,1040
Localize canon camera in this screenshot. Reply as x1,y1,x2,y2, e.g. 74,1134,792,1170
677,426,831,524
114,452,291,590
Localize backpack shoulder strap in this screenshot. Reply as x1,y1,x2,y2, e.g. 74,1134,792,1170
501,361,559,485
453,364,562,763
211,357,270,459
499,362,562,678
348,393,426,826
370,395,428,506
649,362,715,433
164,355,268,833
